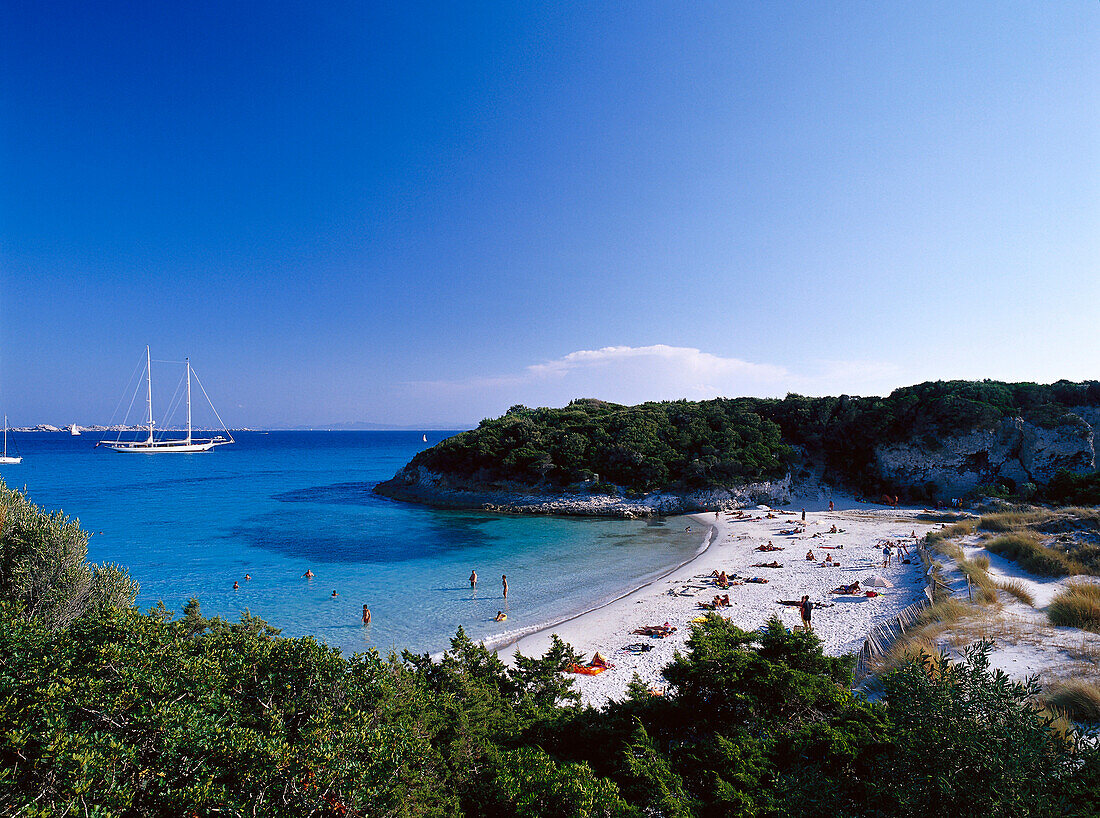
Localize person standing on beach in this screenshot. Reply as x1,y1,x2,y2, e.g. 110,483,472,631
502,574,508,599
799,595,812,632
362,605,371,625
883,544,892,568
469,570,478,590
828,500,834,512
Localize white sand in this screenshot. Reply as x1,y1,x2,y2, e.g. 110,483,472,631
934,536,1100,687
496,495,938,706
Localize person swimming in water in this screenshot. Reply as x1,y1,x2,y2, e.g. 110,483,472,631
303,569,314,578
331,590,338,597
233,581,239,590
494,611,506,621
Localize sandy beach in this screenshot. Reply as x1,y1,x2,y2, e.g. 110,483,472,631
496,494,939,706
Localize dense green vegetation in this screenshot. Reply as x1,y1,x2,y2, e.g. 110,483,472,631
1043,469,1100,506
3,482,1100,816
402,380,1100,494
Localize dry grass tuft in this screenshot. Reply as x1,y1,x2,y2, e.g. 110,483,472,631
979,510,1050,532
997,579,1035,607
984,532,1085,578
915,598,969,628
870,635,946,677
1048,582,1100,633
956,556,999,605
916,512,970,524
926,519,977,546
1044,679,1100,724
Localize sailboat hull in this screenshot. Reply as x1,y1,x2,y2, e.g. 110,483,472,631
107,438,230,453
0,456,21,464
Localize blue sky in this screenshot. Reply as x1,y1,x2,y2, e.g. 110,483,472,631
2,2,1097,428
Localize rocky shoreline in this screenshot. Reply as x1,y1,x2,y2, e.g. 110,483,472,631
373,466,792,518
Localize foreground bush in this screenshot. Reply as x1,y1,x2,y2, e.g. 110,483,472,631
3,483,1099,816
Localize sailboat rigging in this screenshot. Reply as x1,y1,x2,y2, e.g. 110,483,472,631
97,347,234,453
0,416,21,464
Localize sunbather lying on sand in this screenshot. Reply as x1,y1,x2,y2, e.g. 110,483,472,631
633,623,677,638
830,582,862,595
755,543,783,552
699,594,732,609
745,577,769,584
751,561,782,568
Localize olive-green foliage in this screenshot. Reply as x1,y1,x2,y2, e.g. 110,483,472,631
405,380,1100,494
880,642,1090,818
1043,469,1100,506
4,487,1100,817
0,483,138,628
411,399,794,491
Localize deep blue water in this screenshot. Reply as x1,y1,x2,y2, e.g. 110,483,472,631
0,432,701,655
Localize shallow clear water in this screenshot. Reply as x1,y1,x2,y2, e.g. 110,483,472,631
1,432,701,655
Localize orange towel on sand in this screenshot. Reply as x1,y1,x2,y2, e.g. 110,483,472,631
566,663,606,675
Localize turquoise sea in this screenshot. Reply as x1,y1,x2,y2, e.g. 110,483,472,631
0,432,702,655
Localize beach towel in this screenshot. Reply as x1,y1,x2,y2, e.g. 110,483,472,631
566,663,606,675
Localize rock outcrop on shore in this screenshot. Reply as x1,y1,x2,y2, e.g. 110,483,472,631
873,412,1096,498
374,466,792,518
377,409,1100,517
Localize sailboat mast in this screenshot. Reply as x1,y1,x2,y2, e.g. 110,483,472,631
3,416,7,458
186,358,192,444
146,345,154,444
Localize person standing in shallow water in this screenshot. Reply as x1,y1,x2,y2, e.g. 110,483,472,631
362,605,371,625
469,570,477,590
502,574,508,599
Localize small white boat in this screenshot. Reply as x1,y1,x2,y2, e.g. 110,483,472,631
97,347,234,454
0,416,21,464
70,424,81,436
422,434,428,442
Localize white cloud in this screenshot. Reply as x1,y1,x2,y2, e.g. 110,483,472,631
400,344,909,424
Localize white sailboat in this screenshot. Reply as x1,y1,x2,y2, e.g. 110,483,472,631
422,434,428,442
1,416,21,464
97,347,234,453
70,424,81,436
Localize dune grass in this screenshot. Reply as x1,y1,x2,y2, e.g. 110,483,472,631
997,579,1035,607
915,512,970,524
956,555,999,604
978,510,1051,533
1047,582,1100,633
984,531,1085,577
1045,679,1100,724
925,519,977,546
